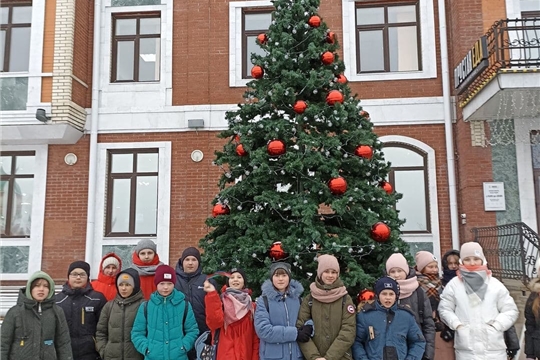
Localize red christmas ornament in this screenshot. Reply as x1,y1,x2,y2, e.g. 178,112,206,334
267,139,286,156
212,204,230,217
233,135,241,143
293,100,307,114
355,145,373,159
328,177,347,195
371,222,391,242
236,144,247,156
308,15,321,27
380,181,393,194
251,65,264,79
326,31,336,44
326,90,344,105
336,74,347,84
321,51,334,65
360,110,370,120
257,33,268,45
269,241,287,260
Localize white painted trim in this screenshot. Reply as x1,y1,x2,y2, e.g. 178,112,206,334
514,118,538,232
379,135,441,260
91,141,171,279
229,0,273,87
26,1,46,109
0,145,48,280
341,0,437,82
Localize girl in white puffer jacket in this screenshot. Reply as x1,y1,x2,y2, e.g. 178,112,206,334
439,242,518,360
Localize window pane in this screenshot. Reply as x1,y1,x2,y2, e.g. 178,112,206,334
389,26,419,71
111,153,133,173
116,19,137,35
11,178,32,236
139,38,160,81
246,35,266,74
135,176,157,234
12,6,32,23
0,30,5,70
244,13,272,31
0,77,28,110
388,5,416,23
9,27,31,72
356,7,384,25
521,0,540,12
137,152,158,172
0,8,8,24
111,178,131,233
395,170,427,231
407,242,433,254
0,156,12,175
116,41,135,80
0,246,29,273
359,30,384,72
140,17,160,35
1,181,8,234
383,147,424,167
15,155,34,175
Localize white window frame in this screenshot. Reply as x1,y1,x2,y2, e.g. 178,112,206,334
91,141,171,279
0,145,48,280
380,135,441,260
229,0,272,87
341,0,437,82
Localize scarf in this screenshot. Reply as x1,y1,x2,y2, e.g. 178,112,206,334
457,265,491,306
131,252,163,276
442,269,457,286
221,288,253,330
417,272,442,302
309,277,349,303
396,276,419,299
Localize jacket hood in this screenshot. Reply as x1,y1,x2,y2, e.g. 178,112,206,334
115,268,141,296
175,258,202,279
261,278,304,299
26,271,55,300
97,252,122,282
442,249,460,270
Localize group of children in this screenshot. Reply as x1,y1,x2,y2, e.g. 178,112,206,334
0,240,539,360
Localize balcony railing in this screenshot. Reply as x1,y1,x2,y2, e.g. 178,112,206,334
471,222,539,287
459,17,540,107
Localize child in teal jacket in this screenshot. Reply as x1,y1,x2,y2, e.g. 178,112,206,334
131,265,199,360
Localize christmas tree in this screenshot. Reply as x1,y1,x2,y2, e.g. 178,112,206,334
200,0,410,297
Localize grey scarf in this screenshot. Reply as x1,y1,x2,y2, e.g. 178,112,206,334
459,266,489,306
131,262,163,276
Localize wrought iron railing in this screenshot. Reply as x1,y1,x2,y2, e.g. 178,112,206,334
471,222,539,287
459,17,540,107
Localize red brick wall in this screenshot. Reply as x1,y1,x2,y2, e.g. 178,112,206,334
71,0,93,108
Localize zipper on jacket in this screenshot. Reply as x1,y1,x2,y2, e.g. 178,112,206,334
121,302,125,360
284,297,293,359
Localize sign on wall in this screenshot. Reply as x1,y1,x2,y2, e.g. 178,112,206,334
483,182,506,211
454,35,489,94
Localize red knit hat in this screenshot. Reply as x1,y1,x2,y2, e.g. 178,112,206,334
154,265,176,285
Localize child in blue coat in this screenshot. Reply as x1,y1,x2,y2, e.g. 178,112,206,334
353,276,426,360
254,262,307,360
131,265,199,360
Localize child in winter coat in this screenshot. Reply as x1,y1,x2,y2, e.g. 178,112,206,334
91,252,122,301
203,267,260,360
438,242,519,360
131,265,199,360
352,276,426,360
386,253,435,360
254,262,306,360
96,268,145,360
524,258,540,360
296,254,356,360
55,261,107,360
0,271,73,360
437,250,460,360
130,239,164,299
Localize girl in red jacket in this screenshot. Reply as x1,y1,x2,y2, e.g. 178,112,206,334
130,239,164,299
91,252,122,300
203,268,260,360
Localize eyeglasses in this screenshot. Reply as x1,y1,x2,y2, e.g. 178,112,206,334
69,272,87,278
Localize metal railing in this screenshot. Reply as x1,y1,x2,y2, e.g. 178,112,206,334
459,17,540,107
471,222,539,287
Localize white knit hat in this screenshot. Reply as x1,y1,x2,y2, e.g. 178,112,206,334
102,256,120,270
460,242,487,265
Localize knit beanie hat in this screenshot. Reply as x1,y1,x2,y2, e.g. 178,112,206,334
316,254,340,278
154,265,176,285
134,239,157,255
116,268,141,296
117,272,135,288
415,251,438,273
26,271,55,300
385,253,410,275
181,247,202,265
460,242,487,265
102,255,120,270
68,260,91,278
269,262,291,278
227,267,248,288
374,276,400,297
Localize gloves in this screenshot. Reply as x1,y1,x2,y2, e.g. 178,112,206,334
434,321,445,332
440,328,454,342
296,325,313,343
506,349,518,358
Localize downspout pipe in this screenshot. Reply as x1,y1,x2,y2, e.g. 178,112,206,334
437,0,461,250
85,0,102,277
